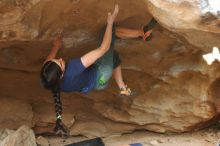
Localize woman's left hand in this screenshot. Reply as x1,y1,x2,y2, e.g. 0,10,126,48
107,4,119,25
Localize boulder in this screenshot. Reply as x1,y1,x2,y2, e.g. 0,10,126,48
145,0,220,51
0,97,33,129
0,126,37,146
1,0,220,137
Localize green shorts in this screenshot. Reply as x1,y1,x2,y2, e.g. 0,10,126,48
94,25,121,90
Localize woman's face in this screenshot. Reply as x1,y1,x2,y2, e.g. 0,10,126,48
51,58,65,77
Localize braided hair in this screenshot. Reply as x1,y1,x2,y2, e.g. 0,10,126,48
40,61,68,136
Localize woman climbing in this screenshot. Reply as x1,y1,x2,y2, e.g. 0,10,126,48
40,4,157,136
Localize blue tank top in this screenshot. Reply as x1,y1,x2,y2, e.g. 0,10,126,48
60,58,97,93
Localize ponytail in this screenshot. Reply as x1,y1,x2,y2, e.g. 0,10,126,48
40,61,68,136
52,88,62,120
52,86,69,137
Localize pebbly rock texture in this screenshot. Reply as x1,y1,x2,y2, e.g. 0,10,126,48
0,0,41,40
1,0,220,137
0,126,37,146
145,0,220,51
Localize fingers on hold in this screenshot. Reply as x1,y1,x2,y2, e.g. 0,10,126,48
114,4,119,12
115,4,119,10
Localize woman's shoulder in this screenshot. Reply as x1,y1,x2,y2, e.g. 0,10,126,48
64,57,86,77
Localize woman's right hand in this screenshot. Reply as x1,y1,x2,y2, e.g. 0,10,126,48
107,4,119,25
53,34,62,49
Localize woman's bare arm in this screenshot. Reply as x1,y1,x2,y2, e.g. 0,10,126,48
81,4,119,68
44,35,62,63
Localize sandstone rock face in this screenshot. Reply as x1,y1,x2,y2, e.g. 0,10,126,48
0,0,41,40
0,97,33,129
1,0,220,137
0,126,37,146
145,0,220,51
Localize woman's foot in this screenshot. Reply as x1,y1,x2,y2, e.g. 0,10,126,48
119,85,136,97
142,18,158,41
142,28,153,41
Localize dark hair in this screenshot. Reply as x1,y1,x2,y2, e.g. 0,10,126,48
40,61,68,135
40,61,62,90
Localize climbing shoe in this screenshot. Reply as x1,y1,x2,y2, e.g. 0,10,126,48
143,18,158,41
119,85,136,97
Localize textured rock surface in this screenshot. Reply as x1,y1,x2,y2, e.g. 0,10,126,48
0,126,37,146
1,0,220,137
0,97,33,129
146,0,220,51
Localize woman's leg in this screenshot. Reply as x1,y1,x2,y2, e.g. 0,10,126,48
115,18,157,40
112,51,132,96
113,65,126,90
113,64,132,96
115,27,143,39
